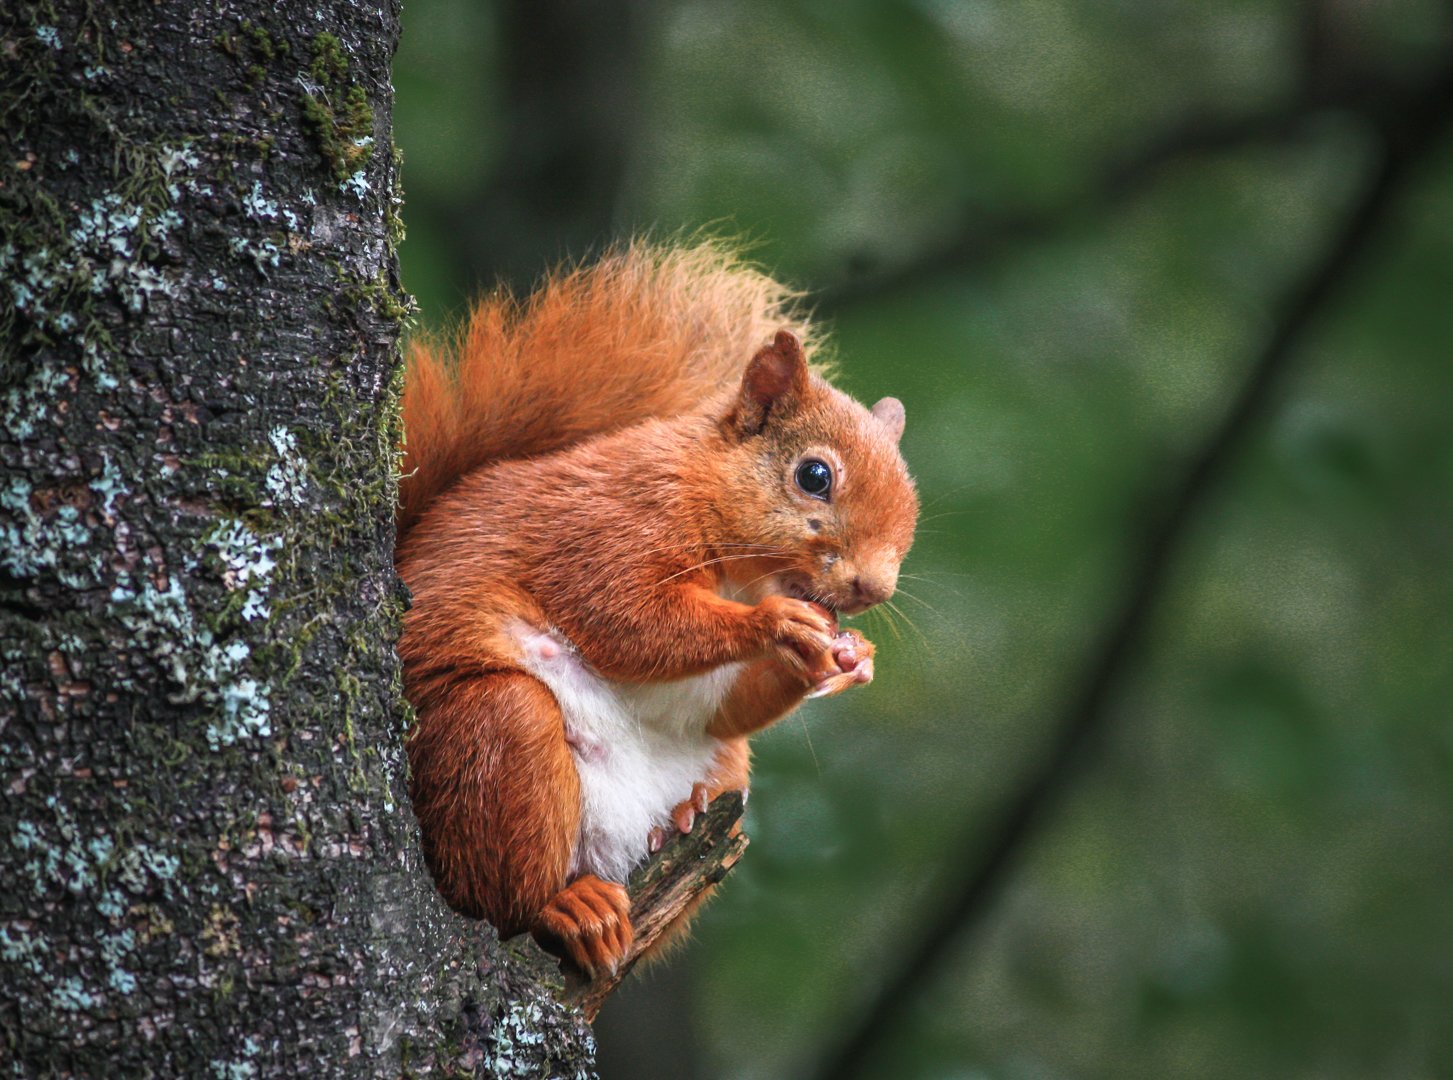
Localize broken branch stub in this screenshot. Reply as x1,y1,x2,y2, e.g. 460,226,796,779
562,792,749,1019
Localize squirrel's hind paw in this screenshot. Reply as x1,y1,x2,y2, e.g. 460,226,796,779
531,874,634,978
648,781,711,852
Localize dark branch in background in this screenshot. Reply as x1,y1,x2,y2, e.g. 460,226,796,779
435,0,654,296
816,70,1426,314
809,57,1453,1080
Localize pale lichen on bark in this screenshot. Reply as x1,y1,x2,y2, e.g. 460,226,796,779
0,1,594,1075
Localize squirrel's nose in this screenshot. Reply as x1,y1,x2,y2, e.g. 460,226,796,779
852,575,892,609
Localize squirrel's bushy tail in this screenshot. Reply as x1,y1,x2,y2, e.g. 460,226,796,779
398,240,822,538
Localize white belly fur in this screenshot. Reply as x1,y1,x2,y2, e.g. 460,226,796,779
512,624,737,883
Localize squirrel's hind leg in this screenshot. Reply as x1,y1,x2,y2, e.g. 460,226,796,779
405,632,634,979
406,667,583,932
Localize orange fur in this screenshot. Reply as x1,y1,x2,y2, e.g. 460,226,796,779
398,240,825,539
406,667,581,933
397,243,918,978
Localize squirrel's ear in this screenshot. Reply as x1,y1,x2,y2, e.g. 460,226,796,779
728,330,810,437
870,397,906,443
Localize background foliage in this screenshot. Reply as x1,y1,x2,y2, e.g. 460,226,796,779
392,2,1453,1077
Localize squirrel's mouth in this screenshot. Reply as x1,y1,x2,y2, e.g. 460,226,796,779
785,579,844,619
784,575,885,619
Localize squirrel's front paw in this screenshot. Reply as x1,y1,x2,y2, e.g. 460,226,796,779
754,595,838,681
531,874,634,979
805,629,875,699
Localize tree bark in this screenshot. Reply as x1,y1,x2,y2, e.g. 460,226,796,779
0,2,596,1075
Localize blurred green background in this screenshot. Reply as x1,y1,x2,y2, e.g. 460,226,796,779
392,2,1453,1077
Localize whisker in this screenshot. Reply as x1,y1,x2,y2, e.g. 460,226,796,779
877,601,929,657
919,481,982,512
632,541,790,561
892,587,940,617
655,551,790,586
737,567,789,592
794,711,821,778
916,508,984,526
896,575,969,604
884,598,931,650
896,574,960,593
869,603,902,643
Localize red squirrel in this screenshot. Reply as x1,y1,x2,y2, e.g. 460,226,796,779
395,241,918,978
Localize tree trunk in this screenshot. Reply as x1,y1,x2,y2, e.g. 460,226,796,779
0,2,595,1074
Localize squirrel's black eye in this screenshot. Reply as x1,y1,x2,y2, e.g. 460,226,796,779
795,459,832,500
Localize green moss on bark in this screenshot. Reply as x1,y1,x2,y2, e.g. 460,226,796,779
1,1,596,1075
300,32,376,185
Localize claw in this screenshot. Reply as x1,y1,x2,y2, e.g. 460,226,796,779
669,782,711,835
531,875,633,980
672,801,696,834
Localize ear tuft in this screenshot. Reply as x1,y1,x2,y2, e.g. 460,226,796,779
729,329,810,436
870,397,906,443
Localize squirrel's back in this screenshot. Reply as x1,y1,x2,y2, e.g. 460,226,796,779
398,240,823,539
